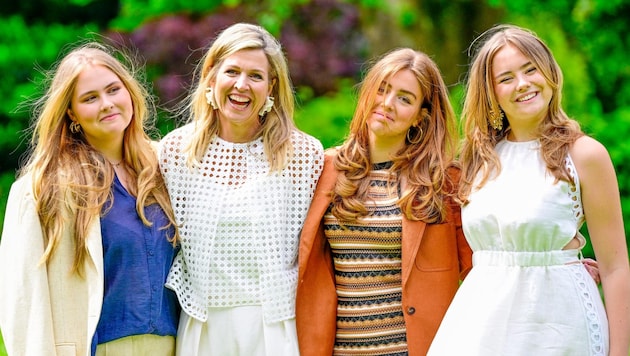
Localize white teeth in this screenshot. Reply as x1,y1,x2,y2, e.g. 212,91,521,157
518,93,536,102
229,95,249,103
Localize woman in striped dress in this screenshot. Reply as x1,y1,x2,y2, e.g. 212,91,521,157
296,48,473,356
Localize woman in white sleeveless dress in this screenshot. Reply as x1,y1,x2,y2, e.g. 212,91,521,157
428,24,630,355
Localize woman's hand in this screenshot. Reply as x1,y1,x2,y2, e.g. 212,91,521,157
582,258,600,284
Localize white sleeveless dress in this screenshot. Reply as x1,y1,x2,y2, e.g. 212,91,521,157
427,139,609,356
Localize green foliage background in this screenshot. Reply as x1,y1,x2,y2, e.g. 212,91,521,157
0,0,629,353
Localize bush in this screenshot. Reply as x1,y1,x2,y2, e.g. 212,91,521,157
295,80,357,149
0,172,16,233
104,0,365,134
0,16,100,172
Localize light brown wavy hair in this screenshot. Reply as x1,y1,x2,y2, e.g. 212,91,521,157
20,42,178,275
330,48,458,223
458,24,584,203
181,22,296,172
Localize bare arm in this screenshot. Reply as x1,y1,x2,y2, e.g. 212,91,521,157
571,136,630,356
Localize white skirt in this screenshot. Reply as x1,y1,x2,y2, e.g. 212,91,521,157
176,306,299,356
428,251,609,355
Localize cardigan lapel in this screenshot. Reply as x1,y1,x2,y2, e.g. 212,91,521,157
298,153,337,281
401,217,426,286
84,219,104,349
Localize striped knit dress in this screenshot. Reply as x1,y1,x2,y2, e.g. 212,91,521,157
324,161,407,356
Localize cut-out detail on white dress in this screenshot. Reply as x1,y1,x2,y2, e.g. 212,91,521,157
427,139,608,356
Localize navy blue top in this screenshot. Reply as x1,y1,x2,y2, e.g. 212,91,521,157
91,175,179,353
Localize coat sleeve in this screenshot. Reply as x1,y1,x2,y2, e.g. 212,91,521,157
296,152,338,356
455,210,473,279
0,177,58,355
445,166,473,279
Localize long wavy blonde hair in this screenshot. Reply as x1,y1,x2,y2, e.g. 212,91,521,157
20,42,178,275
458,24,584,203
181,22,296,171
331,48,458,223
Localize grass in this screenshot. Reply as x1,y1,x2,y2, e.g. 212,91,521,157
0,328,6,356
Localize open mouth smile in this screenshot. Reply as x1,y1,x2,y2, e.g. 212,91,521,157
516,92,537,102
229,94,251,109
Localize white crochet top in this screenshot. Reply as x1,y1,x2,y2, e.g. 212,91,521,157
159,123,323,323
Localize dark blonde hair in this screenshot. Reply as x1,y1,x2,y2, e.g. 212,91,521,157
21,42,178,275
331,48,458,223
459,24,583,202
183,22,296,171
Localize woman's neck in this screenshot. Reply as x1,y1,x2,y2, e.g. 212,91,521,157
218,120,262,143
506,129,538,142
369,137,404,164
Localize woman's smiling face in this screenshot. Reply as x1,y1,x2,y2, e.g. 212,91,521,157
211,48,274,140
367,69,422,146
492,43,552,129
67,64,133,149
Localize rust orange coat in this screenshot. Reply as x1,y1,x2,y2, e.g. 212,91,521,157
296,153,473,355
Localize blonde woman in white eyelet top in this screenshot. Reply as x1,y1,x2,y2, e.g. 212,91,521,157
158,23,324,355
160,125,322,354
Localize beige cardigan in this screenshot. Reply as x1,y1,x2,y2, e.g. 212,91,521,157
0,174,104,356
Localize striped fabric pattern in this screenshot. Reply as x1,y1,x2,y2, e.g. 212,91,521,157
324,161,407,356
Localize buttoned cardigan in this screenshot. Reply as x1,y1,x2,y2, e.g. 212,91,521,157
296,152,473,356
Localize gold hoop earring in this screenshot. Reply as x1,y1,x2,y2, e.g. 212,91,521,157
70,121,81,134
406,126,423,145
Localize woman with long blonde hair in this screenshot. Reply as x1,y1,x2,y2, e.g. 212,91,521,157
159,23,323,355
0,42,180,355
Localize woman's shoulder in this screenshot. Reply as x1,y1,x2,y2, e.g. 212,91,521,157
2,173,38,221
570,135,609,161
442,162,461,195
568,135,619,191
445,161,461,176
160,123,195,146
291,129,324,154
569,135,610,170
8,173,34,197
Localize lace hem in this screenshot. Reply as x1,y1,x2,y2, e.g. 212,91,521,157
568,264,607,355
